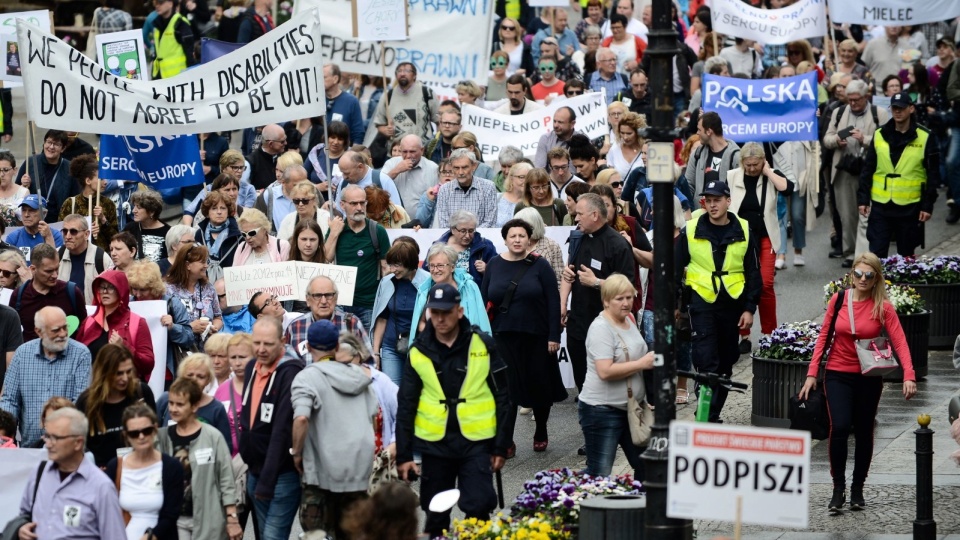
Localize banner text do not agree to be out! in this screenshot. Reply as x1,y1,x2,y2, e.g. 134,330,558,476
16,9,326,136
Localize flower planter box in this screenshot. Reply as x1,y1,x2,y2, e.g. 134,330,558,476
751,356,812,428
883,310,930,382
902,283,960,349
579,495,646,540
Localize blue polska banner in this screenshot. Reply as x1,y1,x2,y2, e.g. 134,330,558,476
99,135,205,190
702,72,819,143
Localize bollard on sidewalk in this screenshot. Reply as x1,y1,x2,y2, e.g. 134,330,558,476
914,414,936,540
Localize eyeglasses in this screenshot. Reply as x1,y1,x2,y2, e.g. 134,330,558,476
260,295,278,308
227,165,247,172
241,227,262,238
63,228,85,236
566,90,584,96
611,181,623,188
529,184,550,192
396,67,415,74
453,226,475,235
0,167,13,174
42,433,81,443
307,292,337,301
539,65,556,72
43,141,63,149
98,284,116,293
550,164,569,172
501,25,516,30
853,269,876,280
429,263,452,270
0,269,16,278
440,121,460,128
125,426,156,439
292,198,316,206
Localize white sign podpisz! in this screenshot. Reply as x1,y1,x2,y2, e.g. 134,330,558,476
667,421,811,528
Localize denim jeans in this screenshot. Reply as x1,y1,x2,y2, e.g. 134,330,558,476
248,471,301,540
341,305,373,333
947,127,960,203
641,310,654,348
578,401,645,480
379,345,405,386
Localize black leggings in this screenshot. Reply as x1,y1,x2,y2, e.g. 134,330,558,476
824,370,883,487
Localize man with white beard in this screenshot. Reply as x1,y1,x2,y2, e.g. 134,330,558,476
0,306,92,447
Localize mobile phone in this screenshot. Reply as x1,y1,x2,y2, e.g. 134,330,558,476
837,126,854,139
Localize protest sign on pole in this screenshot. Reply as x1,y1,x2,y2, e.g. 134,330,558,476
16,8,326,136
702,72,818,143
98,134,205,189
297,0,494,85
828,0,960,26
94,29,149,81
0,10,49,85
667,421,811,528
223,261,358,307
461,92,609,159
0,448,47,527
711,0,825,45
353,0,409,42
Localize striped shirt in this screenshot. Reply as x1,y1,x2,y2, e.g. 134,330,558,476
284,309,371,359
432,176,499,229
0,339,91,447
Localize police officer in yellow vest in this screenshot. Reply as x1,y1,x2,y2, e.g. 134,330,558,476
151,0,196,80
858,93,941,258
676,173,761,423
396,283,510,539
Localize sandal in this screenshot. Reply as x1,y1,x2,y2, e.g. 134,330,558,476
533,439,548,452
676,389,689,404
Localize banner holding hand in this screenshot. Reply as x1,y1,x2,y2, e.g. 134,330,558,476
703,73,818,143
711,0,825,45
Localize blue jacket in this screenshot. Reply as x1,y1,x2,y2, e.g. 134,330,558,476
425,232,498,285
223,306,255,334
408,267,491,346
326,91,365,144
372,269,432,322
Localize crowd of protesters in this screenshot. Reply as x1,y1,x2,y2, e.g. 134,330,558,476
0,0,956,537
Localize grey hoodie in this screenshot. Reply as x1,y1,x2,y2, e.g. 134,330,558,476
291,361,378,492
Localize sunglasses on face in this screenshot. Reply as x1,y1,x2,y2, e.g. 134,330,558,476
566,90,584,96
853,269,876,280
125,426,156,439
539,65,556,72
0,269,16,278
501,25,516,31
611,181,623,188
292,198,315,206
63,228,85,236
490,59,507,68
242,228,261,238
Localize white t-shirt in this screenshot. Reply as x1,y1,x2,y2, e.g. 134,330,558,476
609,39,637,72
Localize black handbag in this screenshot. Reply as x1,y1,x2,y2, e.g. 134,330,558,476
2,461,46,539
789,290,844,440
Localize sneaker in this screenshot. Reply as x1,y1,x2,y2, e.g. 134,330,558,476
947,205,960,224
794,254,805,266
828,248,844,258
519,407,533,415
577,445,587,456
841,259,853,268
828,487,845,515
738,339,752,354
850,485,865,510
775,258,785,270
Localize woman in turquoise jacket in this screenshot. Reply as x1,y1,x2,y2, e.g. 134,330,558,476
408,244,491,346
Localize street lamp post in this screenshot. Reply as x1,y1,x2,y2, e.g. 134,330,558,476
641,0,693,538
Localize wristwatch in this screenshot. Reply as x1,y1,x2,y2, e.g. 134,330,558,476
593,278,601,289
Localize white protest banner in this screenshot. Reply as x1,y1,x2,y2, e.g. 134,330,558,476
95,29,149,81
712,0,825,45
461,92,609,159
354,0,409,42
16,9,325,136
0,10,49,84
385,227,577,388
224,262,299,307
829,0,960,26
129,300,169,398
295,262,358,307
0,448,47,527
224,261,358,307
667,421,811,528
297,0,495,85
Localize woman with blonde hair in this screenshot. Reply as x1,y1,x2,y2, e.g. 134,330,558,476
496,162,531,228
596,169,630,217
828,38,869,82
607,112,646,178
601,101,629,157
0,249,29,290
486,50,510,101
451,131,495,179
157,353,233,453
278,180,329,241
492,16,533,76
274,150,304,184
456,80,484,106
203,333,233,391
233,207,291,265
799,252,916,514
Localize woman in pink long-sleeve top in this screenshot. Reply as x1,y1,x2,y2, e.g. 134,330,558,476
799,252,917,515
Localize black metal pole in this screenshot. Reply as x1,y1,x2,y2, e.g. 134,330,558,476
641,0,691,537
914,414,936,540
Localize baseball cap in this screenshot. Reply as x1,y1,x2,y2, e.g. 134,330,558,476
307,319,339,351
936,37,955,50
425,283,461,310
700,179,731,197
20,194,46,210
542,36,559,46
890,93,914,109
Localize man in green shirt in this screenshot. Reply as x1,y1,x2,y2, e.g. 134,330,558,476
323,185,389,331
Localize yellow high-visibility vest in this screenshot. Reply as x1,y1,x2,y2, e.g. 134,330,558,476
409,333,496,442
871,127,928,206
684,212,750,302
152,13,188,79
